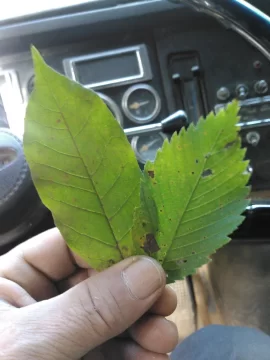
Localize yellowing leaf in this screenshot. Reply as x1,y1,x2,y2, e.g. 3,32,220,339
23,47,142,270
142,101,250,282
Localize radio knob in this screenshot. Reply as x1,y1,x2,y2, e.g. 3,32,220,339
254,80,268,95
236,84,249,100
216,87,230,101
246,131,260,147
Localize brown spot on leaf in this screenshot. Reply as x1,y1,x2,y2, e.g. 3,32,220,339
202,169,213,178
224,140,236,149
142,234,160,255
177,259,187,265
56,119,61,123
196,159,199,164
148,170,155,178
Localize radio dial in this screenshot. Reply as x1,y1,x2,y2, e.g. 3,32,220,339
254,80,268,95
216,87,230,101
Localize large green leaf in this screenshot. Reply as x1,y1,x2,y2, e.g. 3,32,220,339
23,47,142,270
142,102,250,282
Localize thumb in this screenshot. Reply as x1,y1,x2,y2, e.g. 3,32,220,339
22,256,166,359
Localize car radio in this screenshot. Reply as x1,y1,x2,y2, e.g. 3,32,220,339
215,96,270,192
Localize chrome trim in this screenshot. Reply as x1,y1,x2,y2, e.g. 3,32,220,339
216,96,270,111
125,122,162,137
247,203,270,211
63,45,152,90
0,70,23,104
96,92,123,127
0,70,25,138
215,97,270,129
231,24,270,62
131,132,167,164
122,83,161,124
239,119,270,129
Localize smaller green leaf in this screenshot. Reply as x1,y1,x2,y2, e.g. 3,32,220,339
140,101,250,281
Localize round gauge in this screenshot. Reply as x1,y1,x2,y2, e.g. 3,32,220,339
122,84,161,124
97,92,123,126
131,133,167,164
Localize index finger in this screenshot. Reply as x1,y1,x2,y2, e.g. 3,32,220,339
0,228,80,288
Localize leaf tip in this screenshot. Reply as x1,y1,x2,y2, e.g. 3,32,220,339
30,45,46,72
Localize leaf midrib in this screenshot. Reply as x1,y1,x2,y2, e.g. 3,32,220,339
163,123,227,264
40,70,125,259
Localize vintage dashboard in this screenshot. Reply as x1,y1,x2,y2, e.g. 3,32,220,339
1,0,270,246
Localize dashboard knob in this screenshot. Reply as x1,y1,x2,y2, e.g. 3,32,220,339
254,80,268,95
236,84,249,100
0,129,30,214
216,87,230,101
246,131,260,147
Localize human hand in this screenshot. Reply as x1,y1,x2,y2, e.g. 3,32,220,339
0,228,178,359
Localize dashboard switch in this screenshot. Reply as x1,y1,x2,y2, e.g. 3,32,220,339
254,80,268,95
216,87,230,101
236,84,249,100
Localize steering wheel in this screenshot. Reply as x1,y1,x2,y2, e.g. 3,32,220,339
1,0,270,246
170,0,270,60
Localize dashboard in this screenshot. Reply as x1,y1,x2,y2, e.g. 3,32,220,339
1,0,270,248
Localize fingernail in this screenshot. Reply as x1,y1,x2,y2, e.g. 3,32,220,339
122,257,164,300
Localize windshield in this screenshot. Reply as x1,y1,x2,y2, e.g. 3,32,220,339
1,0,97,21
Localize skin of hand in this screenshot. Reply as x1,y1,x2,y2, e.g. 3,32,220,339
0,228,178,360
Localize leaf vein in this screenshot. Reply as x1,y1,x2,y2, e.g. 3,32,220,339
186,183,246,213
38,178,95,194
29,160,88,179
192,170,246,201
29,119,67,131
109,183,139,221
181,198,247,226
174,213,238,244
27,140,80,158
57,220,116,248
46,195,104,216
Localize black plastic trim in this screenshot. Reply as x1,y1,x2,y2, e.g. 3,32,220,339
0,1,181,41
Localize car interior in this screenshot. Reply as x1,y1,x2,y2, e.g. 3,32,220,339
0,0,270,343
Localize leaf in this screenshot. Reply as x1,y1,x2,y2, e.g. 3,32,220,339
23,47,142,270
132,175,160,256
141,101,250,282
